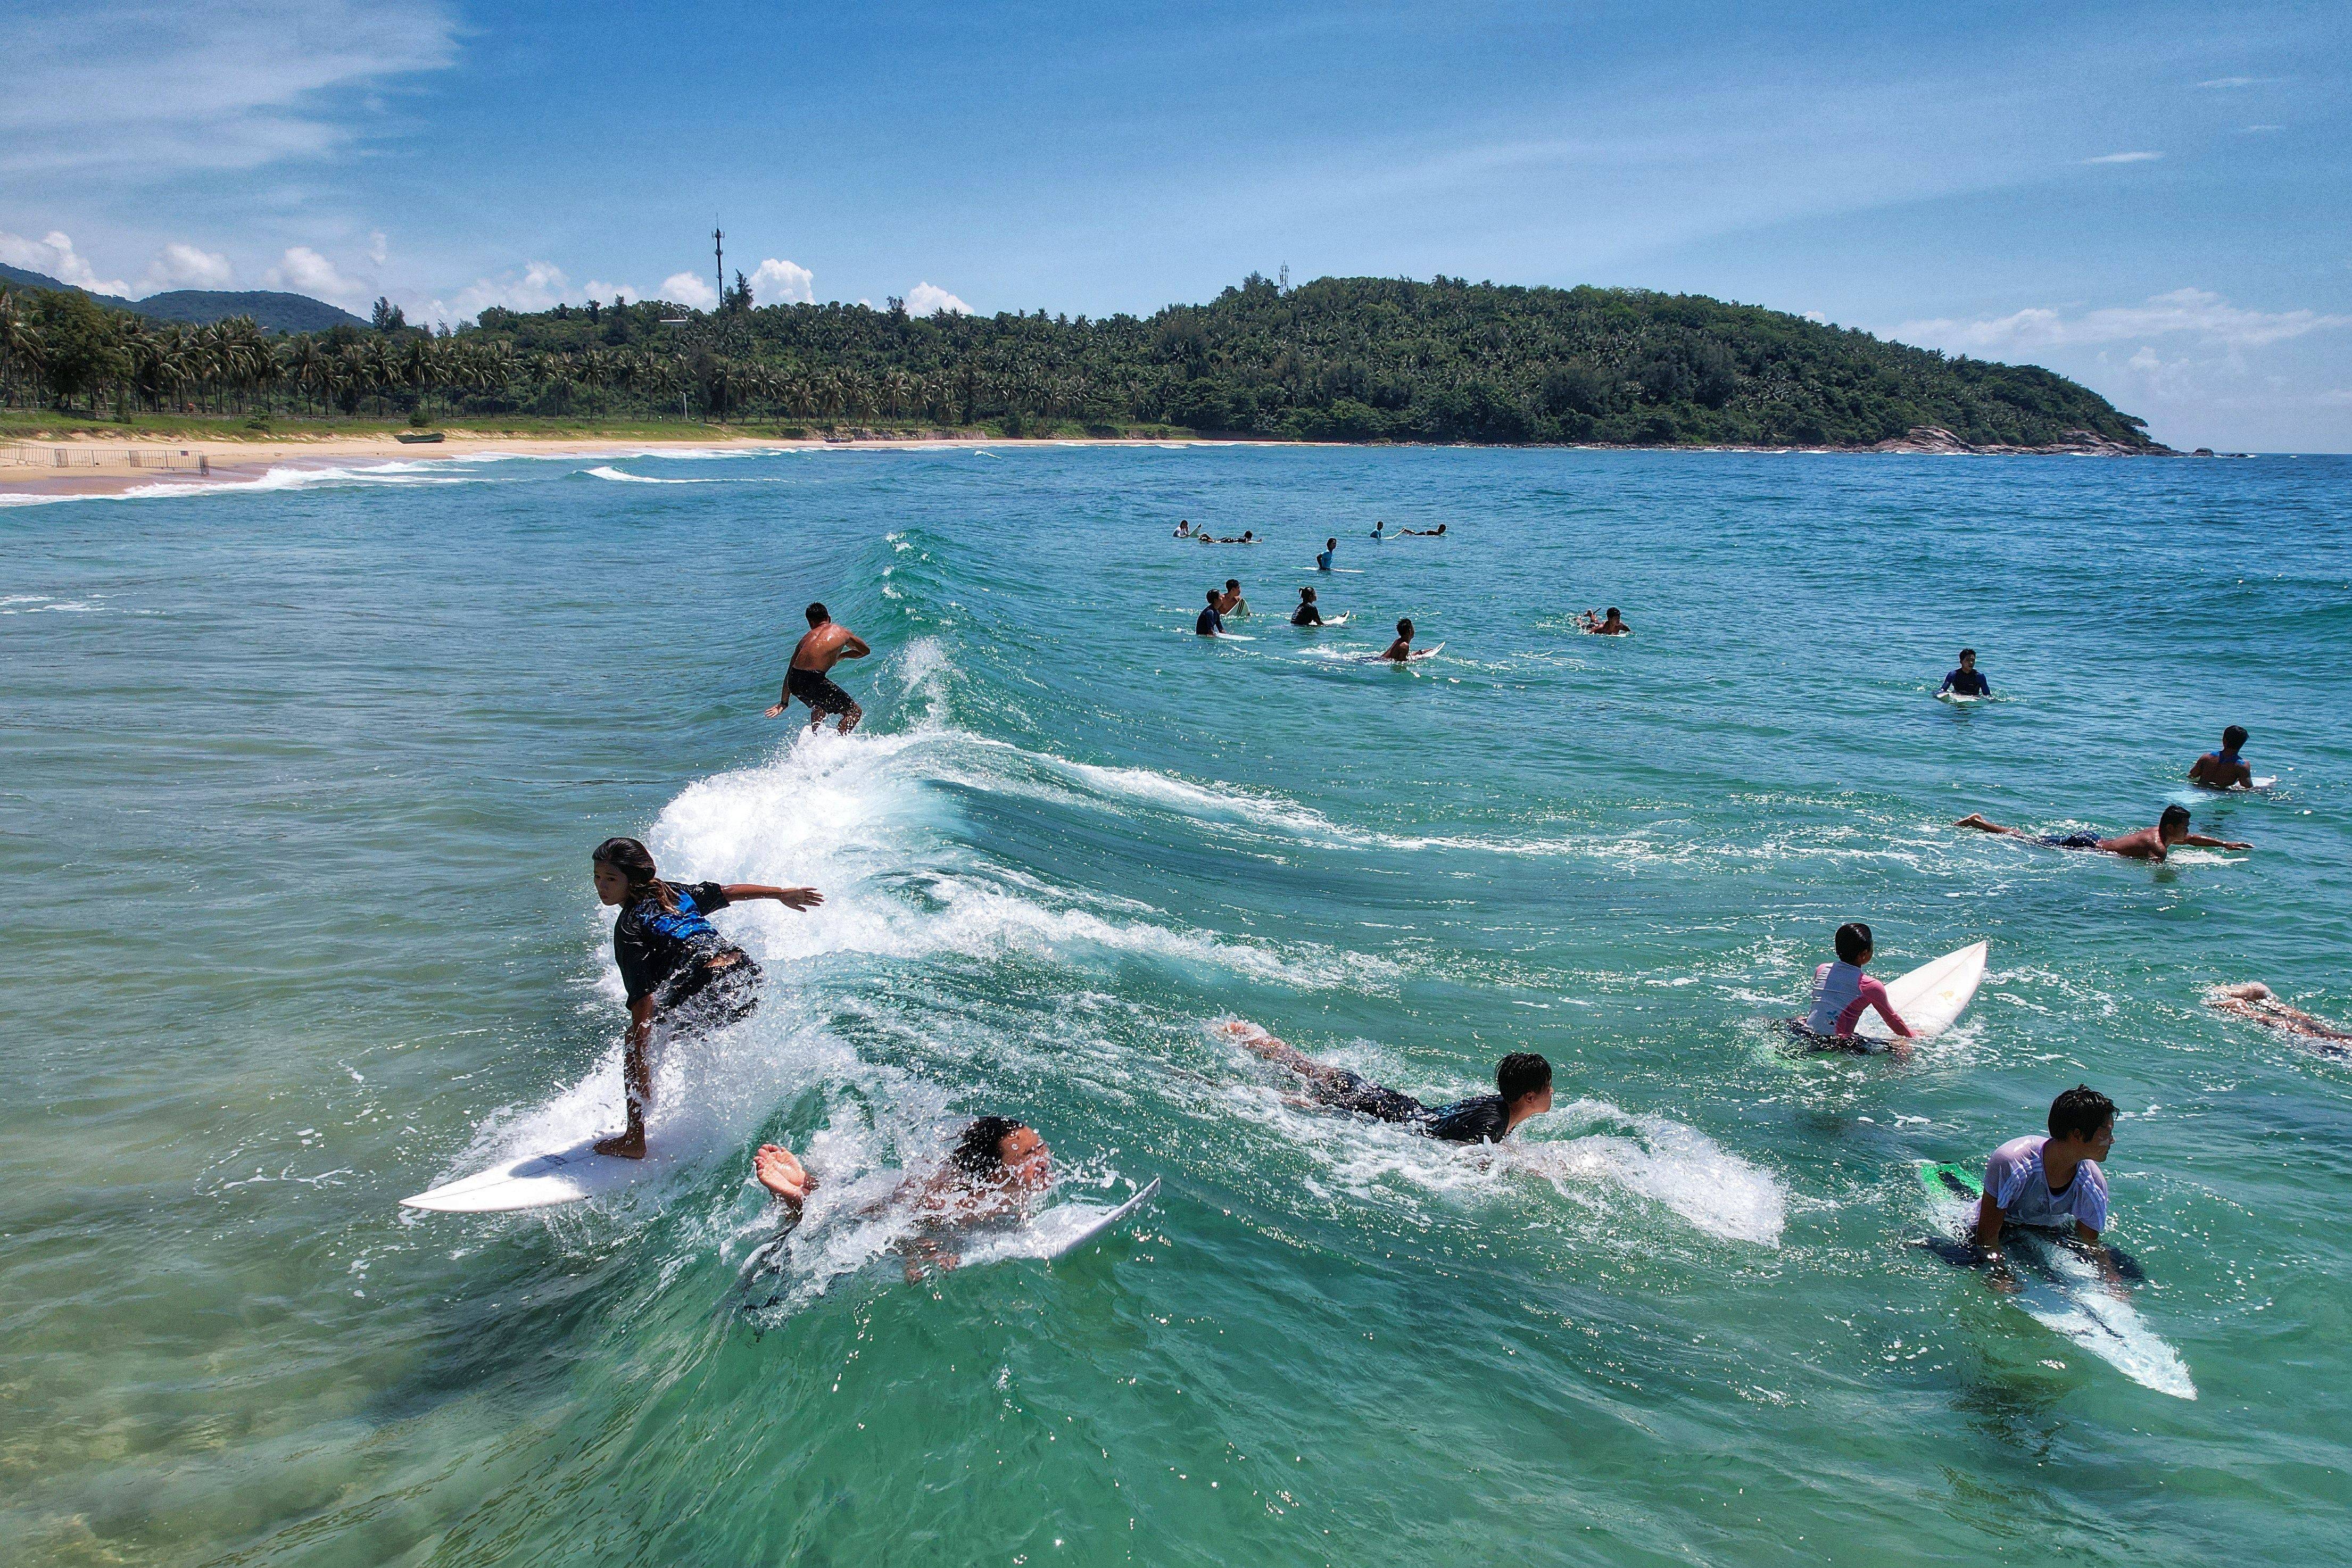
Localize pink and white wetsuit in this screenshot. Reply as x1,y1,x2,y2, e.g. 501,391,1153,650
1803,961,1912,1038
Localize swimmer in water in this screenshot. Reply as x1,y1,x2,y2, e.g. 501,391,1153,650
1290,586,1324,626
1222,1021,1553,1144
1215,578,1247,618
1195,589,1225,636
1379,617,1414,661
1939,648,1990,698
753,1116,1053,1274
2205,983,2352,1047
766,602,871,734
1316,537,1338,571
2187,725,2253,790
1579,607,1628,635
1952,804,2249,861
1793,922,1916,1058
590,836,823,1160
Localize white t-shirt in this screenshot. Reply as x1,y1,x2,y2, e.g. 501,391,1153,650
1983,1134,2109,1233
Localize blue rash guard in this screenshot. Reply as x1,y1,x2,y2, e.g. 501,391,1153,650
1196,605,1223,636
1940,667,1990,696
1315,547,1335,571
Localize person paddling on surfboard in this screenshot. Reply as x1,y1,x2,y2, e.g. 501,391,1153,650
2187,725,2254,790
1221,1022,1554,1144
1579,608,1628,635
1291,586,1324,627
1379,617,1415,662
766,602,870,734
1971,1085,2124,1290
753,1117,1051,1274
2205,983,2352,1048
1952,804,2249,861
1796,922,1916,1057
591,837,823,1160
1939,648,1989,698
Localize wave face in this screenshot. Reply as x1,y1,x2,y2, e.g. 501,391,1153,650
6,446,2350,1566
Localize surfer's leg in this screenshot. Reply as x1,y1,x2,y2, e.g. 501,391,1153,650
1219,1021,1329,1081
595,1038,651,1159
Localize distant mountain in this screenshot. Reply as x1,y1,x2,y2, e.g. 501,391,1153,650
0,262,366,334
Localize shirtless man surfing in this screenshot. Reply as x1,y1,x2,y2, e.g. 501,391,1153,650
1953,803,2248,861
766,602,870,733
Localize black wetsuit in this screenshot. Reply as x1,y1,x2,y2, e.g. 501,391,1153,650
1308,1073,1514,1144
1291,604,1323,626
614,881,761,1032
1196,606,1224,636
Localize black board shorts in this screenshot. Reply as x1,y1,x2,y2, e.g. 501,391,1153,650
2036,832,2105,850
658,951,761,1036
1309,1068,1428,1125
787,665,857,717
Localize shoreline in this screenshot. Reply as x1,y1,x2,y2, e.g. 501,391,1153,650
1,426,2190,503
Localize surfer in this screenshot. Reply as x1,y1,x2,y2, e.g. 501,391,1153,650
2205,983,2352,1047
1291,586,1324,627
2187,726,2253,789
1952,804,2249,860
752,1117,1051,1273
590,837,823,1160
1579,608,1628,635
1379,618,1415,662
1939,648,1990,698
1174,519,1192,537
1400,523,1448,537
1794,923,1916,1056
1215,578,1248,617
1222,1022,1553,1143
1371,520,1386,540
1316,537,1338,571
1972,1085,2121,1285
1196,590,1225,637
765,602,869,734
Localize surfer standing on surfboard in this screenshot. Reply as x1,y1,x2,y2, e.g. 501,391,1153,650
591,837,823,1160
1972,1086,2123,1290
1952,804,2249,860
1939,648,1990,698
2187,725,2254,789
1796,922,1916,1056
765,602,869,734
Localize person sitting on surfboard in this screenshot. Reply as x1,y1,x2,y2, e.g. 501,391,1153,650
1173,519,1192,537
1221,1022,1553,1144
1316,537,1338,571
1579,608,1628,635
591,837,823,1160
1939,648,1990,698
1379,617,1415,662
1196,590,1225,637
1797,922,1915,1054
2206,983,2352,1048
1972,1085,2118,1279
1952,804,2249,860
2187,725,2252,789
1215,578,1247,618
752,1117,1051,1273
1291,586,1325,626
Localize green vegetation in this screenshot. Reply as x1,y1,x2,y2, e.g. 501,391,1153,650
0,271,2156,449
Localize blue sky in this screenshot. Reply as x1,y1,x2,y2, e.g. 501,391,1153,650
3,1,2346,449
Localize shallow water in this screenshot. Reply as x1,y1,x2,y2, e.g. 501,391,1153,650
3,446,2347,1566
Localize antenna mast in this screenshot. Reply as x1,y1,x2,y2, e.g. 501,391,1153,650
713,222,725,305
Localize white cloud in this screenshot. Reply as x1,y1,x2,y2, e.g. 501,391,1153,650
581,279,640,304
267,245,367,306
1802,309,1828,323
748,257,815,305
2194,76,2267,89
1898,288,2352,354
906,281,972,316
367,230,389,264
2082,151,2162,164
142,241,234,292
2319,389,2352,407
660,271,719,309
0,0,459,177
0,228,130,295
409,261,580,323
2241,123,2283,133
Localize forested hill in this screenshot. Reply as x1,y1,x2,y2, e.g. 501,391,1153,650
478,273,2152,449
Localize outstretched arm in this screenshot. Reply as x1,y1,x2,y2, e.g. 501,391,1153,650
1952,814,2026,838
723,883,825,909
2181,833,2252,850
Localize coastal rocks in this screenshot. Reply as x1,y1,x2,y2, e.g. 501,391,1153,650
1869,426,2170,456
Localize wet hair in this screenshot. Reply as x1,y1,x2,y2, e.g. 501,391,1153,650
806,602,830,626
1225,578,1240,592
2159,803,2192,835
2048,1084,2116,1143
2223,725,2248,751
1206,588,1220,604
1958,647,1975,659
592,835,676,912
1605,607,1619,618
1497,1052,1552,1104
1326,537,1337,548
1299,586,1315,601
1397,617,1413,636
1834,922,1874,965
952,1116,1029,1174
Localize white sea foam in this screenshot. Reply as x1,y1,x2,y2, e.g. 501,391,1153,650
584,465,715,485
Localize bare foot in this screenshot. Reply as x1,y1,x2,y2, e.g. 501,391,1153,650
594,1130,647,1160
753,1143,814,1205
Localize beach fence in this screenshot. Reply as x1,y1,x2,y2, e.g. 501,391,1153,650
2,442,209,473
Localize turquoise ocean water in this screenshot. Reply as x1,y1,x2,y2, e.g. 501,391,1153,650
3,446,2348,1565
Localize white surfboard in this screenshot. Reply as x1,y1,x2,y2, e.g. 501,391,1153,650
1936,690,1981,705
401,1135,661,1213
2247,775,2278,790
1855,940,1987,1041
1211,632,1255,642
1293,613,1349,627
1026,1177,1162,1261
